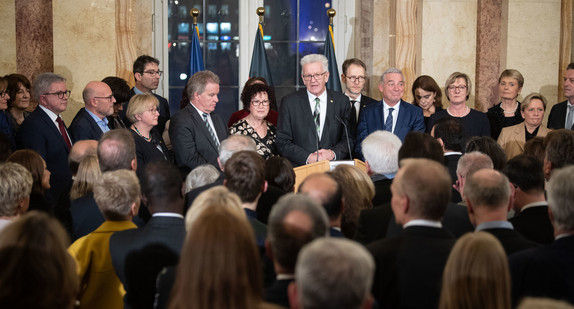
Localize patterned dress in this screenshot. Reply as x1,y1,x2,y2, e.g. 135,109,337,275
229,118,277,160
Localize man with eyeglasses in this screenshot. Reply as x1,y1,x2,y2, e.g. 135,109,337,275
355,68,425,159
341,58,377,127
69,81,115,141
276,54,354,166
16,72,74,204
123,55,170,134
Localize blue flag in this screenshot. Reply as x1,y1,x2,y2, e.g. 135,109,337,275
324,25,341,92
189,25,204,76
249,24,273,86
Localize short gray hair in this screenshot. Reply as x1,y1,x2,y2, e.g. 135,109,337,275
547,165,574,231
93,170,140,220
296,238,375,309
463,169,511,210
300,54,329,73
456,152,493,178
0,163,33,216
185,164,221,193
32,73,66,101
218,135,256,166
362,130,402,174
380,68,404,83
186,70,220,100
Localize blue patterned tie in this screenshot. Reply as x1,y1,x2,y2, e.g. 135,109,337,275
313,97,321,136
202,113,220,148
384,108,394,132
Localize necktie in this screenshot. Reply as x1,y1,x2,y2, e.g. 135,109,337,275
202,113,220,148
56,116,72,150
384,108,394,132
567,105,574,130
313,97,321,136
350,100,358,122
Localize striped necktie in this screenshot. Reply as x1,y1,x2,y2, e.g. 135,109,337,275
313,97,321,136
202,113,220,148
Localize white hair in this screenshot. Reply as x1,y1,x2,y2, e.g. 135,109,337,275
300,54,329,73
361,131,402,174
547,165,574,231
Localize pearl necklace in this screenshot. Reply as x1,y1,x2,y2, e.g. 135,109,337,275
502,102,518,114
447,106,470,117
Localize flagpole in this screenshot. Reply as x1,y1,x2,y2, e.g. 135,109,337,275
324,9,341,92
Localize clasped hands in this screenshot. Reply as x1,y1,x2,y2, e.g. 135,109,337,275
307,149,335,164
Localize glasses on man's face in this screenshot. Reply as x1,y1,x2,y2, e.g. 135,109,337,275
43,90,71,99
251,100,270,107
94,95,114,102
346,75,366,83
302,72,326,81
447,85,467,92
142,70,163,77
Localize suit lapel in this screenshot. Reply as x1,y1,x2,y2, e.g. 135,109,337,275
514,125,526,152
38,108,71,152
84,108,105,136
188,106,218,151
394,100,406,133
322,91,335,141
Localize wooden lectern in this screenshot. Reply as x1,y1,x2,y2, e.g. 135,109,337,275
293,159,367,192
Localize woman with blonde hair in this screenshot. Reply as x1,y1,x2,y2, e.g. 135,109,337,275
330,165,375,238
439,232,511,309
69,154,101,200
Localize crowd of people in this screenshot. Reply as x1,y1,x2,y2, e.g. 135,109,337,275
1,53,574,309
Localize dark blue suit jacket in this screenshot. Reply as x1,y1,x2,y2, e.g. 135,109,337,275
16,107,72,202
547,100,569,129
356,100,424,157
69,107,107,141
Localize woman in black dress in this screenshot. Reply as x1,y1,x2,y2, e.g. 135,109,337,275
487,69,524,140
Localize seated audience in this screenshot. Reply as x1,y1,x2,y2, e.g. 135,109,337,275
7,149,53,214
184,164,220,193
289,238,375,309
265,156,296,193
69,154,100,201
0,162,32,231
0,212,78,309
487,69,525,140
439,232,511,309
466,136,507,170
4,74,31,133
68,169,141,309
498,93,551,160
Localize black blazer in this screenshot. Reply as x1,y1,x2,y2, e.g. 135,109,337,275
131,129,170,179
169,104,228,175
276,89,354,166
482,227,539,255
264,278,294,308
509,205,555,244
367,225,455,309
109,216,186,309
16,107,72,202
372,177,393,207
69,107,107,141
123,89,171,135
547,100,568,129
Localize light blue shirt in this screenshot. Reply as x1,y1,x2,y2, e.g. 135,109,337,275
475,220,513,231
85,108,110,133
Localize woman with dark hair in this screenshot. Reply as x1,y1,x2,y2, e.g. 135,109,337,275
102,76,131,129
227,77,278,127
412,75,444,127
4,74,31,133
265,156,295,192
7,149,53,214
487,69,525,140
229,83,278,159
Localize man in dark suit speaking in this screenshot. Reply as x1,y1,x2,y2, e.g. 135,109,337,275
276,54,353,166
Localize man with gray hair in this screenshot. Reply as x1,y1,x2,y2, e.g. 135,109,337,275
264,194,329,308
170,70,228,174
277,54,353,166
454,151,494,202
0,162,33,231
510,165,574,305
464,168,537,255
288,238,375,309
356,68,424,158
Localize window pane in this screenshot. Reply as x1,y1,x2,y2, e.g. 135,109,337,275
205,42,239,86
262,0,296,41
299,2,331,42
214,87,238,123
266,43,297,86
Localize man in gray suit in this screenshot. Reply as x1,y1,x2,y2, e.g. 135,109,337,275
170,70,228,174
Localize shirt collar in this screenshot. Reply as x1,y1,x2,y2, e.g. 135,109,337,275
345,92,362,102
152,212,184,219
307,89,327,103
133,86,148,95
520,201,548,212
403,219,442,229
85,107,107,123
475,220,513,231
39,104,59,122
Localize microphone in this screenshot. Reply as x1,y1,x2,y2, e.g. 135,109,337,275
335,114,353,160
314,124,320,163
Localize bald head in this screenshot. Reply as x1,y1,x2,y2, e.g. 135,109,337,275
69,139,98,175
83,81,115,119
298,173,342,220
464,168,511,210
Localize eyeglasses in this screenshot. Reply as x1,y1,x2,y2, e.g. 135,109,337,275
447,85,467,92
43,90,71,99
0,90,8,97
302,72,327,81
146,107,159,113
94,95,114,102
251,100,270,107
346,75,366,83
141,70,163,77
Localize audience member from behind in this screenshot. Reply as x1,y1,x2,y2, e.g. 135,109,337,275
7,149,53,214
0,162,32,231
367,158,455,309
523,136,546,163
265,156,296,193
102,76,130,129
464,168,538,255
168,206,279,309
510,165,574,305
69,81,115,141
439,232,511,309
298,172,344,237
185,164,220,193
4,74,31,133
331,164,375,238
412,75,444,127
487,69,525,140
68,170,141,309
398,131,444,163
0,212,78,309
110,161,186,309
290,237,375,309
432,117,466,202
466,136,507,170
543,128,574,180
228,77,278,127
265,194,329,308
69,154,100,201
454,152,494,202
68,139,98,177
503,155,554,244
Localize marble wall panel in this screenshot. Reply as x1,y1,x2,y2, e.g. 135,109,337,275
371,0,392,100
0,0,17,75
